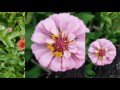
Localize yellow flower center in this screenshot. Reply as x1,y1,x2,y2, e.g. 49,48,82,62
47,32,69,57
96,48,106,60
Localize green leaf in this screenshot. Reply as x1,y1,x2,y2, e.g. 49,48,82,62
85,69,96,77
9,31,19,39
85,63,93,69
76,13,95,25
87,32,103,40
25,24,34,49
114,30,120,34
110,38,117,44
25,49,33,62
0,26,5,30
26,65,42,78
7,39,14,47
0,48,6,54
25,12,34,25
85,63,96,77
19,22,25,31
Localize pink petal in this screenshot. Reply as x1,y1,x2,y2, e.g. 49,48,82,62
49,14,59,28
75,41,85,49
31,43,46,54
107,55,115,61
63,50,71,59
74,26,88,36
62,57,69,69
108,59,113,64
76,49,85,55
102,57,110,65
68,33,75,41
31,43,48,60
92,40,101,49
42,18,57,33
75,48,85,58
108,45,116,52
68,47,77,53
35,21,51,37
107,50,116,55
58,13,71,32
106,49,116,60
68,43,76,48
76,34,85,42
31,32,49,44
35,49,48,60
98,39,109,48
66,16,81,34
78,19,90,33
88,53,98,64
68,58,75,69
85,28,90,33
51,28,59,36
88,46,98,53
73,21,89,35
61,68,67,72
49,57,62,72
62,31,67,38
72,55,85,69
46,39,55,44
96,60,103,66
39,52,53,67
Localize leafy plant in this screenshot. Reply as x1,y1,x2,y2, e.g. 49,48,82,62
84,63,96,78
101,12,120,44
0,12,25,78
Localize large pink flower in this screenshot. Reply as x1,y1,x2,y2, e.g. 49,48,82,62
31,13,89,72
88,38,116,66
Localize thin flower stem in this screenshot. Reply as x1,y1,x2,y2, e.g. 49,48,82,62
31,59,52,77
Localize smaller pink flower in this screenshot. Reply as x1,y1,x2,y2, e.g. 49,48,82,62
7,28,12,32
88,38,116,66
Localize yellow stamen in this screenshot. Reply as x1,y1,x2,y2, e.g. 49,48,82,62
51,34,56,40
96,53,103,60
97,48,100,51
70,40,75,43
47,44,54,52
60,32,62,36
54,51,63,57
98,56,103,60
96,53,99,57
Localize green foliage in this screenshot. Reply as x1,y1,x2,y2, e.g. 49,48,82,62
0,12,25,78
101,12,120,44
84,63,96,78
74,12,95,25
26,65,42,78
85,12,120,78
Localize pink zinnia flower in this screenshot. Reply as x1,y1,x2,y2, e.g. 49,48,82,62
31,13,89,72
88,38,116,66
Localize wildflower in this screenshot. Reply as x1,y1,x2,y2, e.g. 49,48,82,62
31,13,89,72
88,38,116,66
16,37,25,51
7,28,12,32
